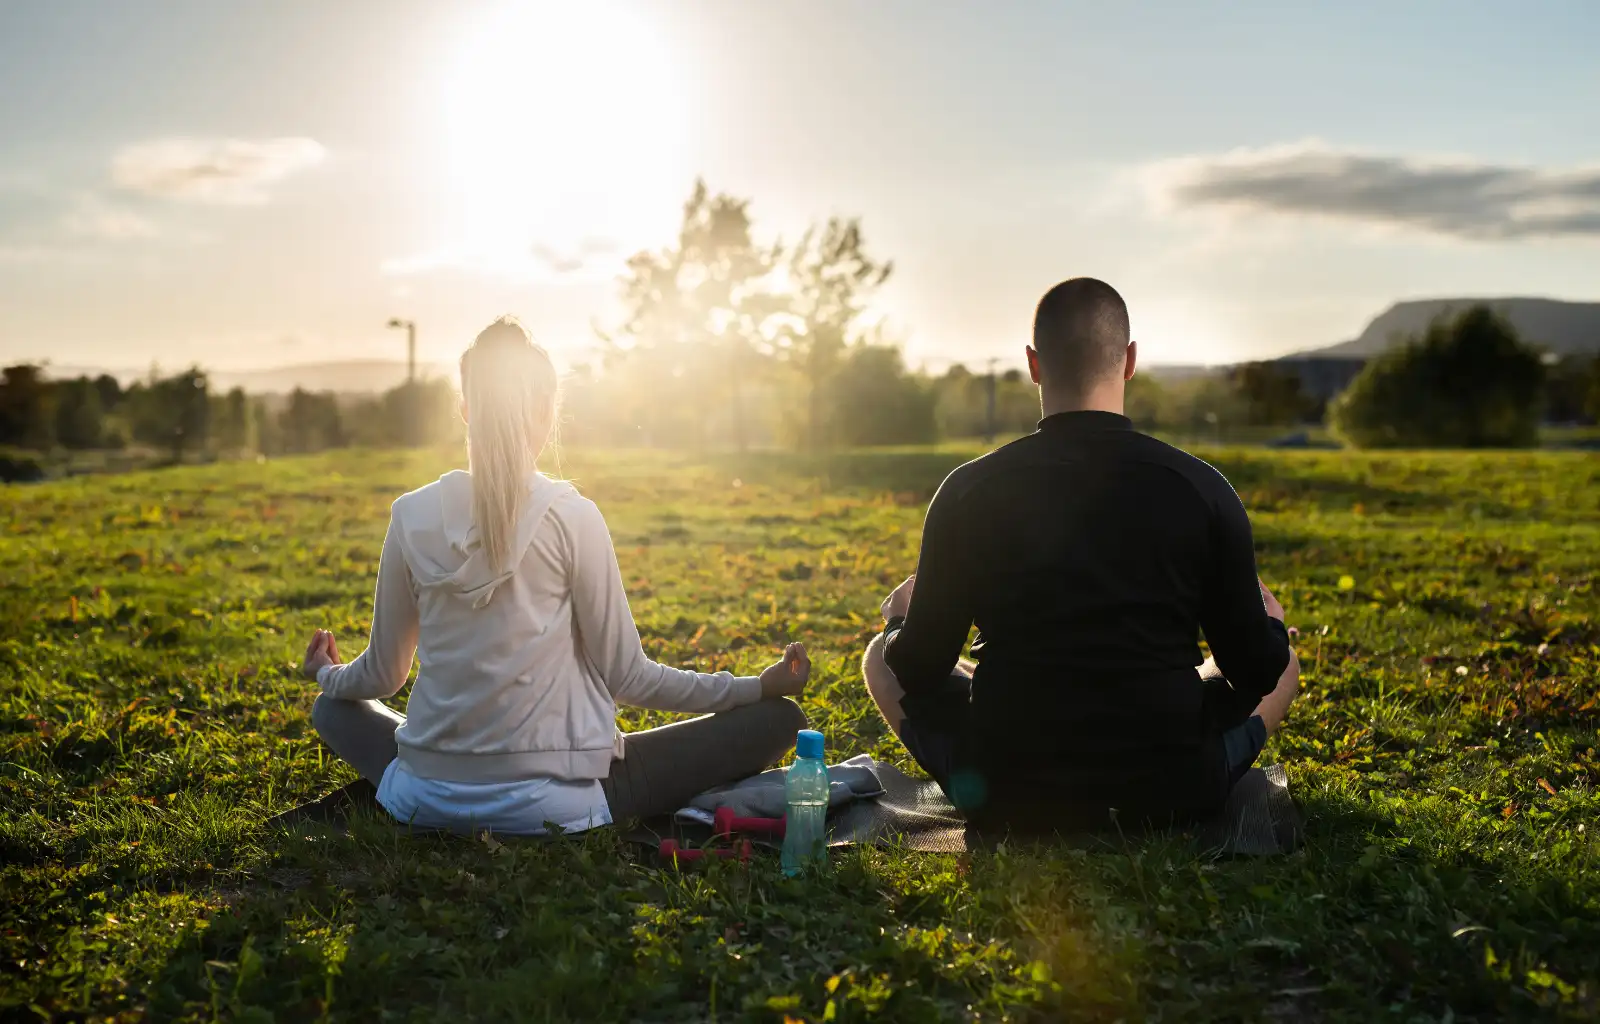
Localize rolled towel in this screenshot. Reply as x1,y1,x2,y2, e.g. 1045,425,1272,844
674,753,886,826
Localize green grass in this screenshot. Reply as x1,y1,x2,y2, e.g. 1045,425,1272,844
2,445,1597,1021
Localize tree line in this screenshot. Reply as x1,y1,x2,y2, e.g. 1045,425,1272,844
0,368,461,466
3,182,1598,472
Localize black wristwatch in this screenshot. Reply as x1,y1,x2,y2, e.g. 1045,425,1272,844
882,615,906,640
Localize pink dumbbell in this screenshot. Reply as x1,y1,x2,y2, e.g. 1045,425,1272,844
713,806,787,839
659,838,752,864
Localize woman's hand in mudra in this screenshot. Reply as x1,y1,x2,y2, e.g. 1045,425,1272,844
301,628,343,681
759,642,811,699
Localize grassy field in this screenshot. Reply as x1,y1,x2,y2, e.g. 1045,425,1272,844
1,445,1597,1021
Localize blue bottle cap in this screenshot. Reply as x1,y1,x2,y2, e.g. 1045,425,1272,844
795,729,824,760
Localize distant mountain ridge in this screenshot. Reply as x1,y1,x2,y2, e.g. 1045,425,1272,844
1297,298,1600,359
206,360,455,395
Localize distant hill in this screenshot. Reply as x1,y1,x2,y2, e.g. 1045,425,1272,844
205,360,455,395
1300,298,1600,359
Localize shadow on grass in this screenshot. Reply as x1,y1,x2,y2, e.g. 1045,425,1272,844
1260,787,1598,1018
8,774,1592,1020
134,813,1083,1022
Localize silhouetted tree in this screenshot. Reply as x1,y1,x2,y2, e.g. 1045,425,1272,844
768,217,893,451
931,364,1038,439
1330,305,1545,448
1544,355,1598,424
280,388,344,453
1229,362,1315,426
210,386,251,452
825,345,937,446
1121,372,1167,430
0,364,54,449
126,367,209,460
252,397,283,455
380,378,459,448
92,374,123,414
607,180,780,449
53,376,105,449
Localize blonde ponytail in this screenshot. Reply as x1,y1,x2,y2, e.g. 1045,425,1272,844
459,316,559,572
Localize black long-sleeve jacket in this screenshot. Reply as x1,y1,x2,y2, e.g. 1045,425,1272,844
883,410,1291,821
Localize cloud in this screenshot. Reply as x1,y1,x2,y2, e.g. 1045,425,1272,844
530,246,587,276
383,237,622,282
530,238,620,276
111,137,326,204
1146,140,1600,241
62,195,158,241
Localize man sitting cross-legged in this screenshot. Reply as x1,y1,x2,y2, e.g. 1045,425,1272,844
861,277,1299,830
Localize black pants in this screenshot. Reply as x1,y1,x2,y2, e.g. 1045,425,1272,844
312,695,809,823
897,671,1267,827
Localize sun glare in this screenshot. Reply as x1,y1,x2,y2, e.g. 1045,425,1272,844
436,1,688,277
1133,305,1236,366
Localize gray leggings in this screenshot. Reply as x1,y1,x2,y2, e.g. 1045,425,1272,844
310,695,809,821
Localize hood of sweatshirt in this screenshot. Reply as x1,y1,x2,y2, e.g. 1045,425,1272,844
396,470,575,609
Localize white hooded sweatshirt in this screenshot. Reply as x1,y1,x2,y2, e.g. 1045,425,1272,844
316,471,763,785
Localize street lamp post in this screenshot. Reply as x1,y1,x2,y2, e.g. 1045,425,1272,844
984,357,998,445
387,318,417,384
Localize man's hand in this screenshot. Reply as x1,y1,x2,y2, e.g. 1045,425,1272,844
881,575,916,622
1258,578,1286,623
302,628,342,681
759,642,811,699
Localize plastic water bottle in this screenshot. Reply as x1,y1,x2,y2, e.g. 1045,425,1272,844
780,729,829,876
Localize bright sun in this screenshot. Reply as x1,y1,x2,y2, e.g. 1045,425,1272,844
436,1,689,277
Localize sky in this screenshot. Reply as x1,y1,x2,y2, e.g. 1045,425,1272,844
1,0,1597,375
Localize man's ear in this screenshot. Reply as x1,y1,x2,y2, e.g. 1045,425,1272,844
1026,346,1041,385
1124,340,1138,381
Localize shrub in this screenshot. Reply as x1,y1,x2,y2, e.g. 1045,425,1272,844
822,344,938,447
1330,305,1546,448
0,451,45,483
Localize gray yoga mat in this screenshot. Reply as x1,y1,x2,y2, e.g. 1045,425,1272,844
623,760,1303,857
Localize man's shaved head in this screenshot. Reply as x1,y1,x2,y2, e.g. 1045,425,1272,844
1031,278,1131,394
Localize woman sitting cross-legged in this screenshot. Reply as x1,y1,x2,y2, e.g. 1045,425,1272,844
300,315,810,835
